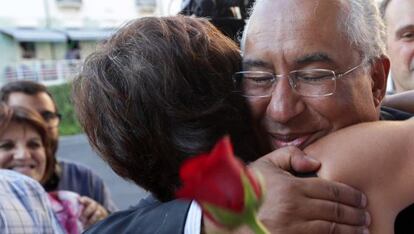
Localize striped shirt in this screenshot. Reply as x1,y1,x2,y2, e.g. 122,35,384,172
0,170,63,234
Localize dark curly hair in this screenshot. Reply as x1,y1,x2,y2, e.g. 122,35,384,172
72,16,263,201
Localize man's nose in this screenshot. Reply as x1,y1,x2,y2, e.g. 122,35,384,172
266,77,305,124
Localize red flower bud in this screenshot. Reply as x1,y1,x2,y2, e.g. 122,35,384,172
176,136,267,233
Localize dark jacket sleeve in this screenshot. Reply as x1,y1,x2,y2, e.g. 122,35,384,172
380,106,413,120
84,196,192,234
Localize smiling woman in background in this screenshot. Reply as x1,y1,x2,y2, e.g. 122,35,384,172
0,104,105,234
0,104,54,185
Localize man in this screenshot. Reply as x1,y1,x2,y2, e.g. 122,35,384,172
380,0,414,93
0,169,63,234
0,81,117,223
200,0,411,233
237,0,412,233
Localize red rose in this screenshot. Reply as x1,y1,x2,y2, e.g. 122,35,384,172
176,136,268,233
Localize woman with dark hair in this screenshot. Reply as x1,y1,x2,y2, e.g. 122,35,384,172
73,15,264,203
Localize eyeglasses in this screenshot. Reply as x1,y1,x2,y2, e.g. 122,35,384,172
39,111,61,128
233,63,364,98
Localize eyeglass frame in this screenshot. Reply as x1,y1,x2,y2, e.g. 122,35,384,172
232,62,365,98
39,110,62,128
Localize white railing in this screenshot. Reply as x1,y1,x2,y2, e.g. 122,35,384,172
1,59,82,86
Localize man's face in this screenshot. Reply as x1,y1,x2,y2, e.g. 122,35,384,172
243,0,386,150
385,0,414,92
6,92,59,142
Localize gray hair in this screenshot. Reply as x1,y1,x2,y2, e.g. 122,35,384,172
241,0,386,62
379,0,391,19
339,0,386,62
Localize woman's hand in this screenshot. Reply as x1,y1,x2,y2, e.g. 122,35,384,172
79,196,109,228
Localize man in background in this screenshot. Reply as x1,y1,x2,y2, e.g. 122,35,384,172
380,0,414,93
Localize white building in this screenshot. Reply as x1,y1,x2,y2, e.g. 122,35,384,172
0,0,163,85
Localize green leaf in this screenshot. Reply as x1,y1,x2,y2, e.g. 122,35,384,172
241,173,261,212
202,202,246,229
201,173,263,229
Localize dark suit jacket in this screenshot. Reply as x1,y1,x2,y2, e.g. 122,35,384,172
84,195,191,234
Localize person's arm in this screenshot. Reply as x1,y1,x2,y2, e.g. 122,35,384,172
382,91,414,113
203,146,369,234
305,119,414,234
0,170,64,233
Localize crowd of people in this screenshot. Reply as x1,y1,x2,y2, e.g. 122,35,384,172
1,0,414,234
0,82,116,233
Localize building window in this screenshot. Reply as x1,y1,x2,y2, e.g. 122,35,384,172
65,40,81,60
19,42,36,59
135,0,156,7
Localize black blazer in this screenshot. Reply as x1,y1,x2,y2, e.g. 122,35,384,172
84,195,191,234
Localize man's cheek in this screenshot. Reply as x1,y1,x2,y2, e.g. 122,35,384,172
248,99,270,120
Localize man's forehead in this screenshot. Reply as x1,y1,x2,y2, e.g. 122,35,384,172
245,0,344,44
248,0,343,25
386,0,414,18
7,92,55,112
242,0,349,66
385,0,414,29
242,53,336,69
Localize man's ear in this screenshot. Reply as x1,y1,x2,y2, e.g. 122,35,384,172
370,55,390,106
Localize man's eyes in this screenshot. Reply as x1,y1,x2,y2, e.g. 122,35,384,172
41,111,55,120
245,76,275,86
399,31,414,41
244,74,332,83
247,76,273,82
298,74,332,81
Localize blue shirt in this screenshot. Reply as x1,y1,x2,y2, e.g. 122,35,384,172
0,169,63,234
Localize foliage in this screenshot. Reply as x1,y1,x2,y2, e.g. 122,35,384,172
48,82,82,135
